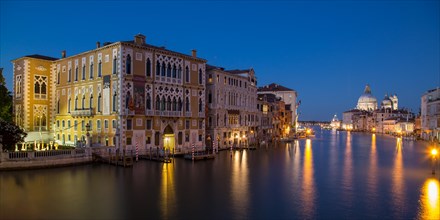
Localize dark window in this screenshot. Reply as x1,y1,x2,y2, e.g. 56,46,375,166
68,98,71,113
146,94,151,110
198,135,202,142
127,119,132,130
68,69,71,82
156,61,160,75
112,93,117,112
57,71,60,84
126,55,131,74
185,66,190,83
146,58,151,77
113,57,117,74
198,69,203,84
161,62,166,76
146,119,152,129
208,92,212,104
167,63,171,77
75,97,78,110
172,64,176,78
185,134,189,142
126,137,132,145
156,95,160,111
82,65,86,80
178,65,182,79
75,67,78,81
185,120,190,129
57,100,60,113
98,95,102,112
90,63,94,79
98,61,102,77
199,98,202,112
178,132,182,145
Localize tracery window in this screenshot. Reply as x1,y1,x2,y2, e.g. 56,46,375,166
34,75,47,99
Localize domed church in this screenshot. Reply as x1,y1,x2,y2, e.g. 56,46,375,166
356,84,378,111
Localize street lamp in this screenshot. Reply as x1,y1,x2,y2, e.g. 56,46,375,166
431,148,438,175
85,123,91,148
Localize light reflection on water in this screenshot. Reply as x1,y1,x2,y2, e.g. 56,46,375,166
392,137,405,218
418,178,440,220
0,129,437,219
301,139,316,218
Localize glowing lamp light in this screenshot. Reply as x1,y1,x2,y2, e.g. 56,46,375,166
431,149,438,157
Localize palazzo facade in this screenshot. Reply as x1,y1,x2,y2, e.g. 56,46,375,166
12,34,206,153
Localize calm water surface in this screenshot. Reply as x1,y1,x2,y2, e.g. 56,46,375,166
1,129,439,220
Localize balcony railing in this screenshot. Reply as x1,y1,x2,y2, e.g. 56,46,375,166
71,108,94,117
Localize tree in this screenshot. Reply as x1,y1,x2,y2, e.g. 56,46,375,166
0,118,27,151
0,68,13,122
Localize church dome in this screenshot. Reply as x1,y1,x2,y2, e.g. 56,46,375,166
356,84,377,111
381,95,393,109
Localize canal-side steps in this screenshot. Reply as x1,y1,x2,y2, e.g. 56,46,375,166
92,153,133,167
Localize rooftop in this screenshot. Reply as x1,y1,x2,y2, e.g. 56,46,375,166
258,83,294,92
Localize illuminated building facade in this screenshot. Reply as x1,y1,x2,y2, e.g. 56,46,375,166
421,87,440,141
205,65,258,149
12,34,207,153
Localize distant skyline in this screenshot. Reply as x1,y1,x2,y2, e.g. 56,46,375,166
1,0,439,121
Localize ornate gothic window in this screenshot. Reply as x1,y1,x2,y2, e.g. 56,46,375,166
178,98,182,111
146,58,151,77
167,96,171,111
161,96,165,111
172,97,177,111
185,66,189,83
172,64,177,78
33,105,47,131
146,94,151,110
178,65,182,79
161,61,166,76
167,63,171,77
16,75,22,97
156,61,160,76
185,97,190,112
34,75,47,99
156,95,160,111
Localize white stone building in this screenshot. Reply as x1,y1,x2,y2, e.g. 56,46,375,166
421,88,440,141
205,65,258,150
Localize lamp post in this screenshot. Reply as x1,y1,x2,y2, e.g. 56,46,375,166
85,123,91,148
432,148,438,175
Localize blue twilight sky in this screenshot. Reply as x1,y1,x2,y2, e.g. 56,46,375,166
1,0,439,121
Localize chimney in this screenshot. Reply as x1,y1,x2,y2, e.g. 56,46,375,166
134,34,146,45
96,41,100,48
192,49,197,58
61,50,66,58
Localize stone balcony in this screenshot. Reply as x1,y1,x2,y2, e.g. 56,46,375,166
71,108,94,117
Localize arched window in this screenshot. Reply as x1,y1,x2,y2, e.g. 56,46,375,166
208,92,212,104
178,98,182,111
146,58,151,77
75,96,78,110
98,94,102,112
185,97,190,112
126,54,131,74
185,66,189,83
146,94,151,110
167,63,171,77
172,64,176,78
156,61,160,76
161,96,165,111
82,65,86,80
199,68,203,84
98,61,102,77
161,61,166,76
199,98,203,112
112,57,117,74
90,63,94,79
178,65,182,79
57,71,60,84
166,96,171,111
172,97,177,111
82,95,85,109
68,69,72,82
90,95,93,109
75,67,78,81
156,95,160,111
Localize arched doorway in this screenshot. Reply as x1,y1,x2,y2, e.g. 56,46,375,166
163,125,175,153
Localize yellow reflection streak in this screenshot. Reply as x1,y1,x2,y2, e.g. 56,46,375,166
160,163,175,219
418,178,440,220
302,139,315,217
342,131,353,204
231,150,249,218
367,134,378,200
392,138,404,216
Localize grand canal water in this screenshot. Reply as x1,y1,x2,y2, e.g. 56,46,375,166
1,128,439,220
